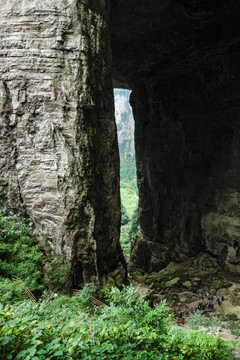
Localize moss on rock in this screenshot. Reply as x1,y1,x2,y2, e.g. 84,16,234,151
166,277,180,287
182,280,192,289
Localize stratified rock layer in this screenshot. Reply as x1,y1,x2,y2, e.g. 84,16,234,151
1,0,240,286
110,0,240,273
114,89,135,163
0,0,127,288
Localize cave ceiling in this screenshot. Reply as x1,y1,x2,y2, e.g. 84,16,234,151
110,0,240,273
110,0,240,87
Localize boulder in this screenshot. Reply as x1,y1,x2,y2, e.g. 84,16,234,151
182,281,192,289
166,277,180,287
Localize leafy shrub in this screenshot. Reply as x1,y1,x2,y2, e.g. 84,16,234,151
78,282,96,310
121,203,129,225
166,327,235,360
0,278,25,304
224,314,240,336
0,285,236,360
128,208,138,240
47,256,70,293
119,147,138,255
120,155,137,191
0,210,45,302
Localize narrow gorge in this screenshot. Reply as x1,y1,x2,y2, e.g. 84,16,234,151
0,0,240,290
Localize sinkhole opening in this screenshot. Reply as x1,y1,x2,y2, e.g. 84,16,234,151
114,88,139,257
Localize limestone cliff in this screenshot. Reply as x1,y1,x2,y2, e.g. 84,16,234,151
1,0,240,287
114,89,134,163
0,0,127,288
110,0,240,274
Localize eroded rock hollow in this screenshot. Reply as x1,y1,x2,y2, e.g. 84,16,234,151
111,0,240,274
0,0,240,288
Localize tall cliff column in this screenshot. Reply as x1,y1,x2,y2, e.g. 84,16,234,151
0,0,127,288
130,57,240,274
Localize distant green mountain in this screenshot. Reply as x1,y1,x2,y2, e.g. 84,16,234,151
114,89,138,255
114,89,135,163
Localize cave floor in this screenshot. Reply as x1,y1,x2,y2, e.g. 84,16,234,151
130,252,240,342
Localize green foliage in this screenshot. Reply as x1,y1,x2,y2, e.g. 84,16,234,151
119,226,131,254
119,159,138,255
119,185,138,254
104,284,139,307
228,322,240,337
0,285,235,360
187,312,223,331
146,271,185,290
128,208,138,239
115,89,138,254
47,256,70,293
121,203,129,226
120,156,137,191
165,327,235,360
0,278,25,304
78,282,96,310
120,181,137,219
223,314,240,336
0,210,45,302
226,313,238,322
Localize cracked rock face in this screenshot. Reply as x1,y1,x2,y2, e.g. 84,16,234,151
1,0,240,288
110,0,240,274
0,0,127,288
114,89,135,163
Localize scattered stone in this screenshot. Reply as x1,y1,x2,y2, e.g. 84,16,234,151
164,293,178,302
180,297,187,303
233,350,240,359
198,253,218,270
166,277,180,287
182,281,192,289
210,289,216,295
211,280,231,291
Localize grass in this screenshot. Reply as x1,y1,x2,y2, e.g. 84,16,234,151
119,158,138,255
120,182,138,219
222,314,240,337
120,184,138,255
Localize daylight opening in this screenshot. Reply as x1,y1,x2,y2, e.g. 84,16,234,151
114,89,138,256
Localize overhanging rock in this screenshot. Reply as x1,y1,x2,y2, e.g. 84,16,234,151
0,0,127,288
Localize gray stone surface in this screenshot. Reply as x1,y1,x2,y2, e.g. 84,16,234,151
1,0,240,287
0,0,127,288
110,0,240,274
114,89,135,163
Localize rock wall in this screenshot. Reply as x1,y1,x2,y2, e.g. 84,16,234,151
114,89,135,163
1,0,239,287
129,64,240,274
110,0,240,274
0,0,127,288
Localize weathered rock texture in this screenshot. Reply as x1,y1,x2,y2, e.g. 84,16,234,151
1,0,240,286
0,0,127,288
114,89,135,163
110,0,240,274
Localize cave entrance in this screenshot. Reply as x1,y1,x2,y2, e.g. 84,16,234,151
114,89,138,257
